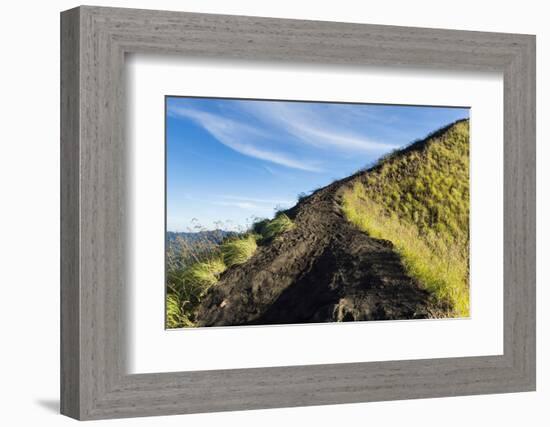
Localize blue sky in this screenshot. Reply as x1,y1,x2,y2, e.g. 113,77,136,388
166,97,469,232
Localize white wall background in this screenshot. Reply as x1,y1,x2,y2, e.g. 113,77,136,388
0,0,546,425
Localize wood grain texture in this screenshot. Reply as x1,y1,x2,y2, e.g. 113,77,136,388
60,5,536,420
60,7,80,419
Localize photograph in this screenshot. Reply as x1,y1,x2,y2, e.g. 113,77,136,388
165,97,470,328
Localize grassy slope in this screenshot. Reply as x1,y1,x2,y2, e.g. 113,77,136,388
342,119,470,317
166,214,295,328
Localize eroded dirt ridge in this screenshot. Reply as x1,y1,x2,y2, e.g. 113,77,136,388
195,175,434,327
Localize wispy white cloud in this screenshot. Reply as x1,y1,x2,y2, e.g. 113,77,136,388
173,193,290,212
240,102,399,153
221,195,294,205
168,106,322,172
211,195,294,213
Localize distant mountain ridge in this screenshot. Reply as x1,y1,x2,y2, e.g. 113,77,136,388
166,230,235,272
167,230,234,246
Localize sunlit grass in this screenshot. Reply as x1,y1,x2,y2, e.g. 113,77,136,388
182,258,226,292
166,292,194,329
342,120,470,317
166,213,296,328
258,213,295,241
166,256,226,329
343,187,469,316
221,234,259,267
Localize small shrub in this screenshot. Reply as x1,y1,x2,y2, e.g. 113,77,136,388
251,218,270,235
297,192,308,202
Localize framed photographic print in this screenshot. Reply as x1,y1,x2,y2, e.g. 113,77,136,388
61,6,536,420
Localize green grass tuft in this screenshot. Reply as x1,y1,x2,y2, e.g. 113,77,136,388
166,257,226,328
221,234,258,267
181,258,226,294
259,213,295,241
166,292,194,329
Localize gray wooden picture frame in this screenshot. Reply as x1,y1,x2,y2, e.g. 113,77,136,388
60,5,536,420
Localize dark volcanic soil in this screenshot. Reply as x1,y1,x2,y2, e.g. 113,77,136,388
195,176,438,327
